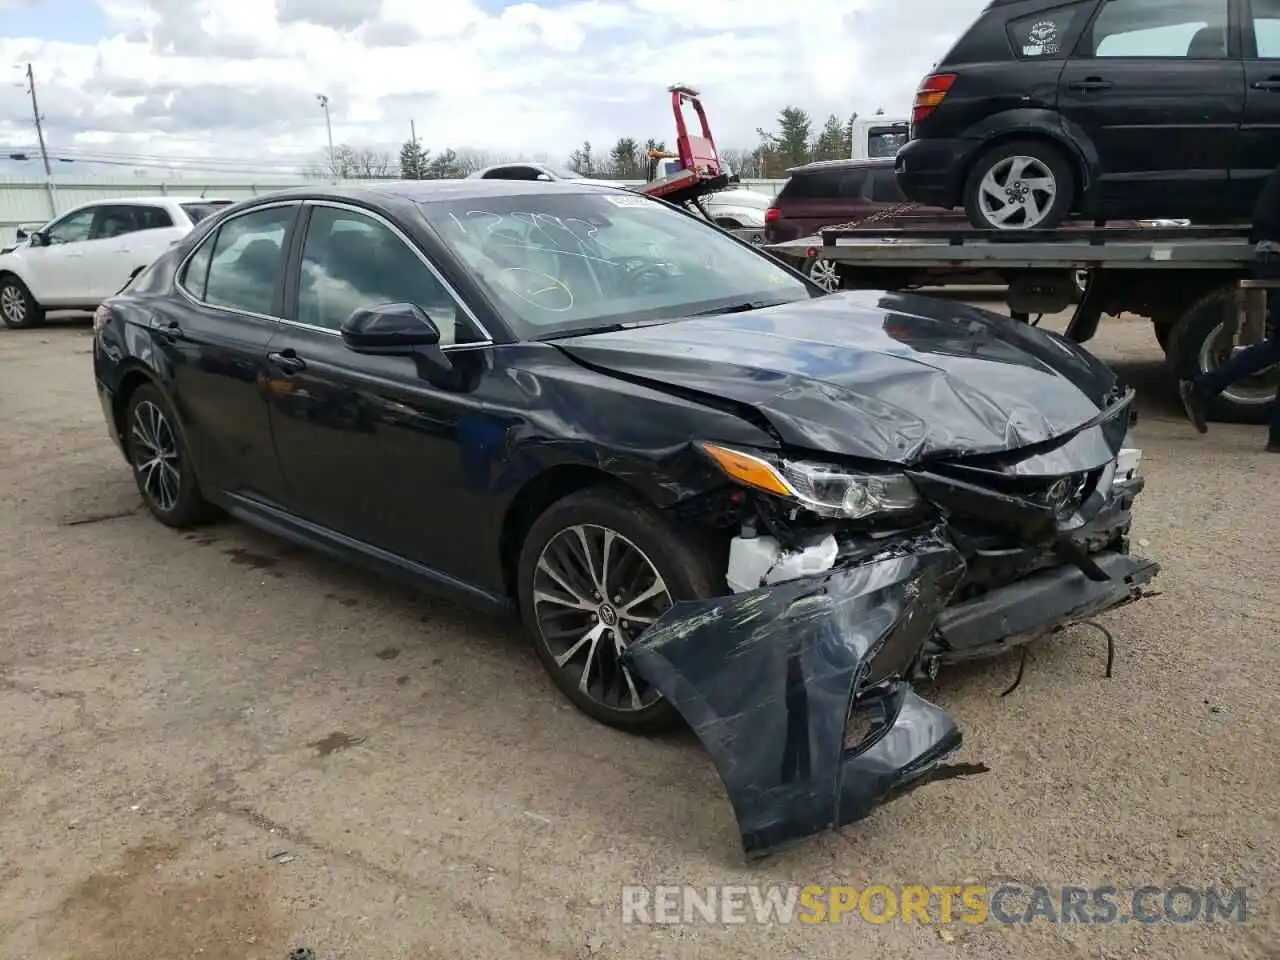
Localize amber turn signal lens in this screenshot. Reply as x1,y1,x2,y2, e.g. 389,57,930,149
699,443,795,498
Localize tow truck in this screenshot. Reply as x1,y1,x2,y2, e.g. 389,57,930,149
765,223,1280,425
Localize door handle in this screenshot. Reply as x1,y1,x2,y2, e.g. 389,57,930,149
156,320,184,342
267,350,306,374
1067,78,1113,91
1252,78,1280,90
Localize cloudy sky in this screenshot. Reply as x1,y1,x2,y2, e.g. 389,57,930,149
0,0,987,176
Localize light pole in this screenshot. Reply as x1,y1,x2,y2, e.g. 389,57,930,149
316,93,335,176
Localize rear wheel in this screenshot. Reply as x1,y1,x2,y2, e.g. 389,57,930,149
1168,285,1280,424
124,384,216,527
963,140,1075,231
0,275,44,329
516,487,722,733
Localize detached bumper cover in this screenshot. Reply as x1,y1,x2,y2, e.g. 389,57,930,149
622,527,967,860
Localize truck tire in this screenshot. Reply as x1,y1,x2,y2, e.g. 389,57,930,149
1167,285,1279,424
963,140,1075,231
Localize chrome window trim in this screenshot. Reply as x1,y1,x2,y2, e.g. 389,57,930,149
174,199,301,323
300,199,495,349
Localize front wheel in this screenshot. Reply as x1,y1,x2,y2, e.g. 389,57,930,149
0,275,45,329
963,140,1075,231
806,256,842,292
516,487,722,733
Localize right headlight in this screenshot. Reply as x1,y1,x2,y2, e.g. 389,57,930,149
699,442,921,520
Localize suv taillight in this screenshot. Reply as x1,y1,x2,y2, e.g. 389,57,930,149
912,73,957,124
765,206,780,223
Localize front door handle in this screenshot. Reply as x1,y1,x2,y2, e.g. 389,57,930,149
267,349,306,374
1252,77,1280,90
1067,78,1113,91
157,320,184,342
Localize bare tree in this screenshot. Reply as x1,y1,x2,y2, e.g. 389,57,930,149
307,144,395,179
452,148,500,174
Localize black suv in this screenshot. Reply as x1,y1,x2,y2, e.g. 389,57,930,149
896,0,1279,230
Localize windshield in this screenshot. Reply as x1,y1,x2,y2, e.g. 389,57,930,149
421,191,814,339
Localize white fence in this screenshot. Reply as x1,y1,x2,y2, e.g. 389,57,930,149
0,175,788,245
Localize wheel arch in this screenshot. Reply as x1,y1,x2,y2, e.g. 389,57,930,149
497,464,654,603
110,363,167,443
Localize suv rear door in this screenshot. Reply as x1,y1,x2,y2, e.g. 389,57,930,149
1237,0,1280,212
1057,0,1244,218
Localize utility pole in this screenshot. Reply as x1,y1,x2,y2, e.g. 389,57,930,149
24,63,52,179
316,94,335,176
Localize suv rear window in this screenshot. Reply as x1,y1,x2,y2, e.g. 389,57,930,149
778,169,868,200
1007,1,1093,58
181,201,234,224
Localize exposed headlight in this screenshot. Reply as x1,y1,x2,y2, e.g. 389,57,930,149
699,442,921,519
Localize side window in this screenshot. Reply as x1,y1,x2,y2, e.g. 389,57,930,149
44,207,96,245
297,206,481,345
203,205,294,316
1087,0,1229,58
128,205,175,231
91,205,146,240
1252,0,1280,57
1007,1,1092,59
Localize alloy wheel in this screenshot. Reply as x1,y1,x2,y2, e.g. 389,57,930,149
532,524,673,713
808,258,840,292
130,400,182,513
978,156,1057,229
1197,320,1280,409
0,283,26,325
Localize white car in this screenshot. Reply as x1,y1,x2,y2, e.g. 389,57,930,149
0,196,235,328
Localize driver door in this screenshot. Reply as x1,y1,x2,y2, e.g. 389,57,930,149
265,201,495,581
19,206,98,304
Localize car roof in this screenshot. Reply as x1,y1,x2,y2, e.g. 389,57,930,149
236,179,634,206
785,158,893,176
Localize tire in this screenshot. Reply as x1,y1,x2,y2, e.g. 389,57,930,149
806,256,842,292
0,274,45,329
516,486,722,734
1167,285,1279,425
963,139,1075,231
123,383,216,527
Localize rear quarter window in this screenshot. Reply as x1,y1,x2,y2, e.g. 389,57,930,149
181,202,234,224
1007,1,1095,58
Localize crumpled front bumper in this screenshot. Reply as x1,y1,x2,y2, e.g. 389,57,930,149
622,520,1160,860
622,527,968,860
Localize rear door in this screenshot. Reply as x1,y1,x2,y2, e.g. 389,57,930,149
89,203,178,297
1056,0,1244,218
1238,0,1280,210
162,201,299,502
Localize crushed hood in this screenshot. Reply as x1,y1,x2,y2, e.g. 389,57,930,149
554,290,1123,464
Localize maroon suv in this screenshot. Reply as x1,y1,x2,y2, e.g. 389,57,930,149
763,158,963,246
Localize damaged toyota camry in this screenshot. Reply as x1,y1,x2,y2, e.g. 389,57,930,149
92,180,1159,858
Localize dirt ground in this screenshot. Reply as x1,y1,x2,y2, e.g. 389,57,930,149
1,309,1277,960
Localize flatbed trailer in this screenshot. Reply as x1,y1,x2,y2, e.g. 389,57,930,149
764,224,1279,424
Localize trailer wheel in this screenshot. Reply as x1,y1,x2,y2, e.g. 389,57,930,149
1167,284,1279,424
804,255,842,292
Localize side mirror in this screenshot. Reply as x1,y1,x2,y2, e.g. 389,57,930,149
340,302,452,378
14,227,28,240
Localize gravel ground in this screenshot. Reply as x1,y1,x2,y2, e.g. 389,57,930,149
0,311,1277,960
